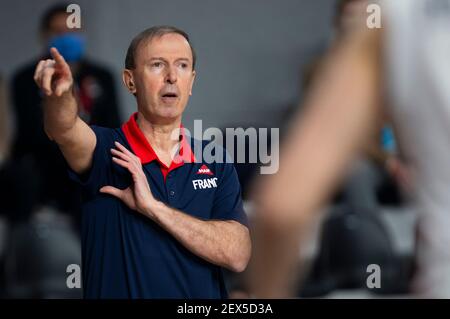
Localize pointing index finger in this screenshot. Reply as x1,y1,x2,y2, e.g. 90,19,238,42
50,47,69,69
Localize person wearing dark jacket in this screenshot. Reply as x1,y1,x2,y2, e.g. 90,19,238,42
10,4,121,219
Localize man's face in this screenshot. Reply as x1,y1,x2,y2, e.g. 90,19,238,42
43,12,76,43
338,0,368,35
131,33,196,122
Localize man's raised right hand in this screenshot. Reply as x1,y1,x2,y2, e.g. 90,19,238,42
32,46,96,175
34,47,73,97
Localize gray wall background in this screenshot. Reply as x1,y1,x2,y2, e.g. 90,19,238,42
0,0,336,131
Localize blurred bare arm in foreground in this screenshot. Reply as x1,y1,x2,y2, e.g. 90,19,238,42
249,27,383,298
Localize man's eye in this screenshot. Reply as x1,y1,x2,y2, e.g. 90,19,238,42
179,63,188,69
152,62,163,68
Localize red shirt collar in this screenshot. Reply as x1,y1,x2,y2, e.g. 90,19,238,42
121,112,196,167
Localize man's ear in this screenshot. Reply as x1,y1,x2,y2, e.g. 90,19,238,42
122,69,136,94
189,70,196,96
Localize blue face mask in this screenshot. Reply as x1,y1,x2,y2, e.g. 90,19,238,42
48,33,86,63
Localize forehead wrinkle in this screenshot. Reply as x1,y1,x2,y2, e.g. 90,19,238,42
137,35,193,64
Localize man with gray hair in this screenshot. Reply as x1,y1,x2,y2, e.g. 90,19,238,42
34,25,251,298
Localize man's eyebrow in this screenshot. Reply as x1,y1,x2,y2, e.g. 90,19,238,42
175,58,190,62
147,57,191,63
147,57,167,62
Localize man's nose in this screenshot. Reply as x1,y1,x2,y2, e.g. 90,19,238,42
165,66,177,84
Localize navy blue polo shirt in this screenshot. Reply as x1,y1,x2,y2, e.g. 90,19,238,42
68,113,248,299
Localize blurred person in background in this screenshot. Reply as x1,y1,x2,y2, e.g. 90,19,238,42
0,75,82,299
0,74,9,298
9,3,121,223
0,75,11,166
250,0,450,298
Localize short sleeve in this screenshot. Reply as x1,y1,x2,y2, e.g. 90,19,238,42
212,162,249,228
67,125,115,196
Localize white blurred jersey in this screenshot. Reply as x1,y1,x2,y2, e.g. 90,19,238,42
383,0,450,297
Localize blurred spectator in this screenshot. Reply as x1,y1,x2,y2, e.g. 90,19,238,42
9,4,121,221
0,74,11,297
0,75,11,165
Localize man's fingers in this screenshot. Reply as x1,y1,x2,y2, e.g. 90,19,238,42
112,156,129,167
111,148,132,162
112,157,139,175
34,59,53,87
114,142,138,161
55,83,68,97
42,67,55,95
99,186,124,200
50,47,69,71
112,149,145,183
33,60,46,82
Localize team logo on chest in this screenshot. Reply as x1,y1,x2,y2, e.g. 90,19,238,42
196,164,214,176
193,165,218,189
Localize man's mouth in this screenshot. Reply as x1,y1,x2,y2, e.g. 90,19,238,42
160,92,179,103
